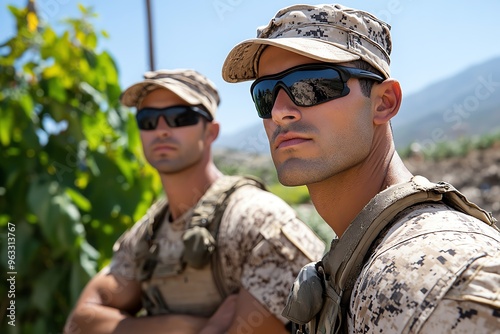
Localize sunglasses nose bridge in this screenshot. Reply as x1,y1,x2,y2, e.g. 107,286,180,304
269,82,304,124
155,114,172,129
271,81,292,106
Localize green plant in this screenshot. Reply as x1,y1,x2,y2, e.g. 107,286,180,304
268,183,311,205
0,4,160,333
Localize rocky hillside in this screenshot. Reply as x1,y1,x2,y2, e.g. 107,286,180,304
404,143,500,226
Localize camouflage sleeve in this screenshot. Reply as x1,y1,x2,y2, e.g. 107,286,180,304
349,203,500,333
107,214,151,280
218,186,325,324
419,251,500,332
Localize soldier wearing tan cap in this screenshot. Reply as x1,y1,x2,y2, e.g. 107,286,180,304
64,69,325,333
223,4,500,333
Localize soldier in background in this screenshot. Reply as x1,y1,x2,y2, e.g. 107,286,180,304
64,69,325,333
222,3,500,333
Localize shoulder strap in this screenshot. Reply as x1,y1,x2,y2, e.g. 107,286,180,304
139,198,168,282
189,175,266,231
317,175,497,333
147,198,169,243
189,175,266,298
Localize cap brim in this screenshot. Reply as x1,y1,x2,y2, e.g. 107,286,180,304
120,79,202,108
222,38,361,83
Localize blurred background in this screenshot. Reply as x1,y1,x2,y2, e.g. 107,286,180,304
0,1,499,332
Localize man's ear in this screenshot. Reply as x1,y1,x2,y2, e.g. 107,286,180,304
205,121,220,143
371,79,402,125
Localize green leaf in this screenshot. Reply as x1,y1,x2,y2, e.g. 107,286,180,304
86,32,97,49
65,187,91,211
18,93,34,117
27,181,83,250
83,48,97,68
80,240,99,276
98,51,118,84
0,103,13,146
78,3,88,14
27,181,52,234
70,260,92,306
13,222,40,275
31,267,65,313
46,77,67,102
43,63,64,79
53,195,84,249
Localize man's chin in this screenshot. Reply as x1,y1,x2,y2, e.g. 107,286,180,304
275,160,310,187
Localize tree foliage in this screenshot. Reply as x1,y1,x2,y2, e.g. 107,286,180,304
0,4,160,333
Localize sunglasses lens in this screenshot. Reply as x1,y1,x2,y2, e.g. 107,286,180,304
287,70,345,105
168,111,200,127
136,106,208,130
136,110,159,130
251,67,347,118
252,81,276,118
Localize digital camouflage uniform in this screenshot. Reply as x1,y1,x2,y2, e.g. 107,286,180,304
108,176,325,323
349,202,500,333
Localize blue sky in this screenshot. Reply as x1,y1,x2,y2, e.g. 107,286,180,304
2,0,500,137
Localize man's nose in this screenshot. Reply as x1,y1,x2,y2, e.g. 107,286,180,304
271,88,302,125
155,116,171,136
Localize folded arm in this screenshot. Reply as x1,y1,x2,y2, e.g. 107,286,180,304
64,272,286,334
64,270,209,334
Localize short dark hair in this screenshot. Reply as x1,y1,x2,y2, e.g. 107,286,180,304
350,60,384,97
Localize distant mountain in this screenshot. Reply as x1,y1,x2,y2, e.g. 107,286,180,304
216,56,500,153
393,56,500,149
216,121,271,154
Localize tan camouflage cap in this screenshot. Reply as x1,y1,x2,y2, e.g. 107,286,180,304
222,4,392,82
120,69,220,119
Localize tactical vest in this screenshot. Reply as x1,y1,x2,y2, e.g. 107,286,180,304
137,175,266,317
282,175,498,334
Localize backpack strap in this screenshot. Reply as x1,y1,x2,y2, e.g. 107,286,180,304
188,175,266,231
183,175,266,298
139,198,168,282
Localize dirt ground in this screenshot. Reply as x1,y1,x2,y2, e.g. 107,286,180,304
404,143,500,227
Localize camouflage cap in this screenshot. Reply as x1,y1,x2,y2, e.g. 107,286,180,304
120,69,220,119
222,4,392,82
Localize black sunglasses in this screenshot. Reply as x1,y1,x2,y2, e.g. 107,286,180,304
250,63,385,119
136,105,213,130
